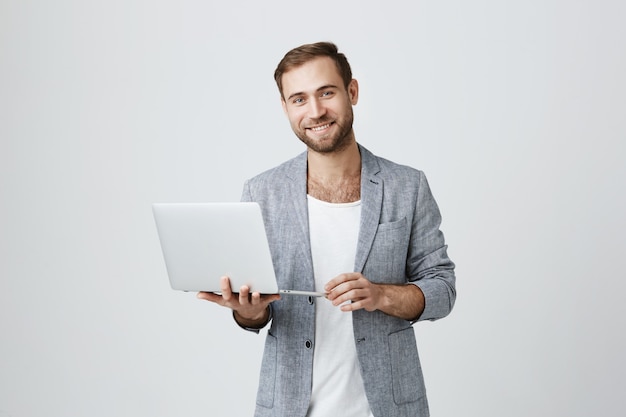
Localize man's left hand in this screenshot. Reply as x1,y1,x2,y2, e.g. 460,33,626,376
325,273,425,321
324,272,384,312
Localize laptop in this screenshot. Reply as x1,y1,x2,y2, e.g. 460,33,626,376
152,202,325,297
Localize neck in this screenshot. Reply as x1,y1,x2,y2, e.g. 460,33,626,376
306,140,361,203
307,140,361,181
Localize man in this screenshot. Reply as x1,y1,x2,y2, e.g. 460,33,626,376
198,42,456,417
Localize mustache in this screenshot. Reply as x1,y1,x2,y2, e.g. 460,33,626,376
306,116,333,126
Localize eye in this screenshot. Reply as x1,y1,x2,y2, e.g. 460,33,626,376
292,97,305,105
321,90,334,98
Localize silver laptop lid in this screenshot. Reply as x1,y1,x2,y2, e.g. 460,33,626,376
152,202,279,294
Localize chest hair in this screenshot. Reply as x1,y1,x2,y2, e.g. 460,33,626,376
307,174,361,203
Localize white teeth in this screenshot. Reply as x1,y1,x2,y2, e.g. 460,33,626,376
311,124,331,131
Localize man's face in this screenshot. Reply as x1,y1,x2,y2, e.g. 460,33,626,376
280,57,359,154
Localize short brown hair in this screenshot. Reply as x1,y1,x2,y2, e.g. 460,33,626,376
274,41,353,99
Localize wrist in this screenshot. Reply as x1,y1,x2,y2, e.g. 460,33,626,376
377,284,394,311
233,306,270,329
376,283,424,321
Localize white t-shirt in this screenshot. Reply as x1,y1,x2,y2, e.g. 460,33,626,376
306,195,374,417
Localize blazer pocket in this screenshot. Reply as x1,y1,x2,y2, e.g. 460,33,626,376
376,217,407,232
256,332,277,408
388,327,426,405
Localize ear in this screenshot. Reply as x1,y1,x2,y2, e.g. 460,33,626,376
348,79,359,105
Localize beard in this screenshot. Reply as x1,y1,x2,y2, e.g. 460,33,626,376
292,109,355,154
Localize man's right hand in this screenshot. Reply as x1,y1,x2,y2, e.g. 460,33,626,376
197,276,280,328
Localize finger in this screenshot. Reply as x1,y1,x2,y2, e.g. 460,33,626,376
344,297,377,312
324,273,345,292
197,291,221,302
239,285,251,305
330,287,354,306
328,279,362,302
325,272,359,293
250,291,261,305
220,276,234,301
332,287,369,307
341,302,358,312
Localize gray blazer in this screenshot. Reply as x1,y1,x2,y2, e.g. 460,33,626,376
241,145,456,417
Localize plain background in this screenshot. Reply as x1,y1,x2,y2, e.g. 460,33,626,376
1,1,625,416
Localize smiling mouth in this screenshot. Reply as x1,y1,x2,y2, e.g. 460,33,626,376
308,123,333,132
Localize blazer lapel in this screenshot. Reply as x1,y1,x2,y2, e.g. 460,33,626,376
285,151,315,279
354,145,382,273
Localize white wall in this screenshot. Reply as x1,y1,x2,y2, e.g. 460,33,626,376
1,1,625,416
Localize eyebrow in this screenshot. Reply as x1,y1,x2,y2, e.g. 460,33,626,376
286,84,340,101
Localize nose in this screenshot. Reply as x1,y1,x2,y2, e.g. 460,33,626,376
307,98,326,119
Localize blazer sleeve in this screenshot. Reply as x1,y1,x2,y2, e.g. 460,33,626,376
408,171,456,322
241,179,252,203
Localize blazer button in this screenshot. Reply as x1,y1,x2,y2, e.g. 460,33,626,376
305,340,313,349
308,296,314,305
